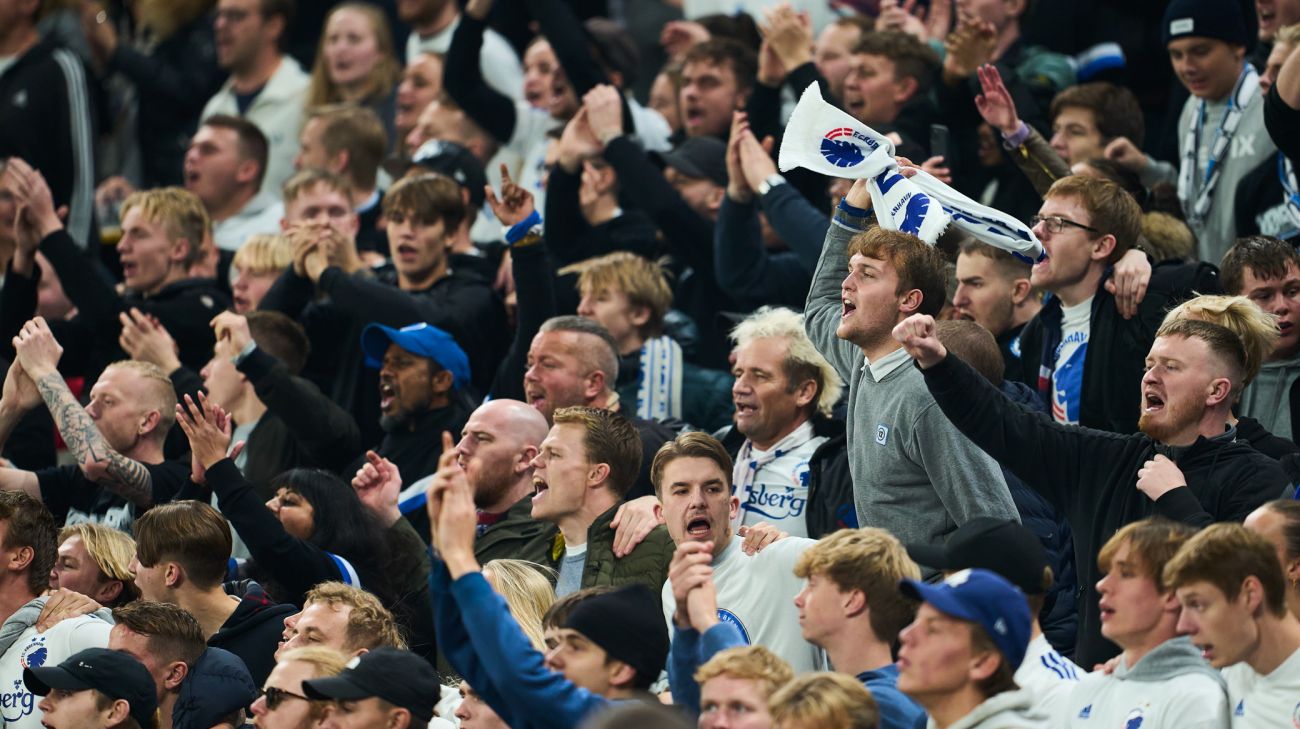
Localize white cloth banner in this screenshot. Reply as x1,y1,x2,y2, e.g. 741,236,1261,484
778,83,1045,263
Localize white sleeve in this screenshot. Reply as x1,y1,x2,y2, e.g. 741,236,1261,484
63,620,112,652
480,31,524,101
1162,675,1230,729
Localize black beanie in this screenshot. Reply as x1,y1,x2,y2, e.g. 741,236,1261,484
1162,0,1249,47
563,585,669,684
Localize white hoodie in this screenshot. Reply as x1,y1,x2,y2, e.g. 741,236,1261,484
929,688,1051,729
1060,637,1229,729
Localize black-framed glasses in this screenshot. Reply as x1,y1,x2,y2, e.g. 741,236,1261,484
260,686,312,710
1031,214,1101,235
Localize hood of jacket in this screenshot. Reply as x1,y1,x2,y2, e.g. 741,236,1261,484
213,580,297,643
1113,636,1224,686
172,647,258,729
940,688,1051,729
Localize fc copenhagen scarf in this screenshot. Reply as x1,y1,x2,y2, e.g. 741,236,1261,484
636,335,684,422
778,83,1045,263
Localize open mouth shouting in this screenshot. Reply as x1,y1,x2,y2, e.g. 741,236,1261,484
1142,388,1165,415
380,380,397,412
841,296,857,319
683,512,713,541
532,476,550,502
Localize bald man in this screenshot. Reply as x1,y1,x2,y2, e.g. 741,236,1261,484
400,399,552,561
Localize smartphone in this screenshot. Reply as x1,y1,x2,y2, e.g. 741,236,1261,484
930,124,951,162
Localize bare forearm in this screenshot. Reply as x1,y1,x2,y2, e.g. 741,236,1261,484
0,468,40,500
0,403,28,455
34,373,152,506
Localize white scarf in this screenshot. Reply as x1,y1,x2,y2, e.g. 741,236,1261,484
777,83,1045,262
730,421,818,531
636,335,683,422
1180,63,1259,227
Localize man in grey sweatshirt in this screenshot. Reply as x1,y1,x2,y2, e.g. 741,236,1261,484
803,178,1017,556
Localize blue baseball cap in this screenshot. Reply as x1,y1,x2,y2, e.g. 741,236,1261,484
900,568,1032,670
361,322,471,389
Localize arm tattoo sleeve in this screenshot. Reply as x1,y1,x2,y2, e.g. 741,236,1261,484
35,373,154,507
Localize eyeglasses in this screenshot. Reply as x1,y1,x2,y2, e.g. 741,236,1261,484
1030,214,1100,235
260,686,312,710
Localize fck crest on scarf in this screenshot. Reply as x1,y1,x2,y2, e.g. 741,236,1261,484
778,83,1046,263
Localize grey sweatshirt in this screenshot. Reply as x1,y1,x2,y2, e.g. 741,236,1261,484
1239,356,1300,441
803,209,1019,556
1140,71,1274,264
930,688,1052,729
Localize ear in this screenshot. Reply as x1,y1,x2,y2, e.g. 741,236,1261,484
584,370,608,400
164,562,183,589
1205,377,1233,409
170,237,194,266
1003,0,1027,18
706,185,725,214
892,75,919,104
728,494,740,521
517,445,540,474
792,379,818,410
1160,588,1182,614
653,501,665,521
587,462,612,488
605,658,638,689
628,304,652,330
330,150,351,177
388,707,413,729
968,650,1001,683
95,580,124,605
139,409,163,438
164,660,190,691
843,588,867,618
1010,278,1033,306
235,159,261,187
430,368,454,395
898,288,925,316
106,698,132,725
1091,234,1118,262
7,545,33,574
1240,575,1266,615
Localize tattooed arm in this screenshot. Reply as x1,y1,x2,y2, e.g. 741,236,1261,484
14,317,154,507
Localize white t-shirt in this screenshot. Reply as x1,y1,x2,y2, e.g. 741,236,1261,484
1223,647,1300,728
1016,634,1083,718
1051,297,1092,425
406,16,523,102
734,421,827,539
661,537,825,673
0,616,112,728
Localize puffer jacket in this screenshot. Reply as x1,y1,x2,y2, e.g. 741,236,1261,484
172,647,257,729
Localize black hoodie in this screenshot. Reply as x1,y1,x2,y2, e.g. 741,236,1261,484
922,353,1290,668
210,581,296,687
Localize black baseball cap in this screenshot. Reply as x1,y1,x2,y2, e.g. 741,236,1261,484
24,648,158,727
301,647,439,722
410,139,488,209
655,137,728,187
907,518,1051,595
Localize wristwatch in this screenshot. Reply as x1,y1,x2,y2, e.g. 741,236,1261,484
757,174,787,196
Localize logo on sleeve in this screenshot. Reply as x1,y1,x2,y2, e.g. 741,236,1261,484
1124,707,1145,729
1077,704,1091,719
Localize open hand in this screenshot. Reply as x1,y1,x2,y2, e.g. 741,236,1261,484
974,65,1020,136
175,392,244,478
610,494,665,558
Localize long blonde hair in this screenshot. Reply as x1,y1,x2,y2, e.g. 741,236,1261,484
307,3,402,107
483,559,556,651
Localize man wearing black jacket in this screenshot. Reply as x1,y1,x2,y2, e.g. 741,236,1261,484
2,163,228,380
0,1,96,247
894,312,1290,668
1016,175,1167,434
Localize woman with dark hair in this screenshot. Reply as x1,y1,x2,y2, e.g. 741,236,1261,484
175,393,394,610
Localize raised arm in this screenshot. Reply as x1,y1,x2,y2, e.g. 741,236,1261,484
803,183,872,382
14,318,154,506
0,359,46,499
444,0,517,144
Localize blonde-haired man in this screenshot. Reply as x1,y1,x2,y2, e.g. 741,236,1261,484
2,161,228,373
0,318,190,531
695,646,793,729
1166,523,1300,728
251,646,349,729
276,582,406,660
571,252,733,431
720,306,850,539
50,524,139,607
769,672,879,729
793,529,925,729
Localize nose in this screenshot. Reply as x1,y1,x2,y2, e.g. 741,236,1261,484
250,695,267,716
544,645,563,669
266,497,280,513
1095,571,1111,594
128,555,140,576
793,585,807,608
576,296,594,317
1175,608,1195,636
952,284,970,307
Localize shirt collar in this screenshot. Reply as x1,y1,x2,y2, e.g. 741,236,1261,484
863,346,912,381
